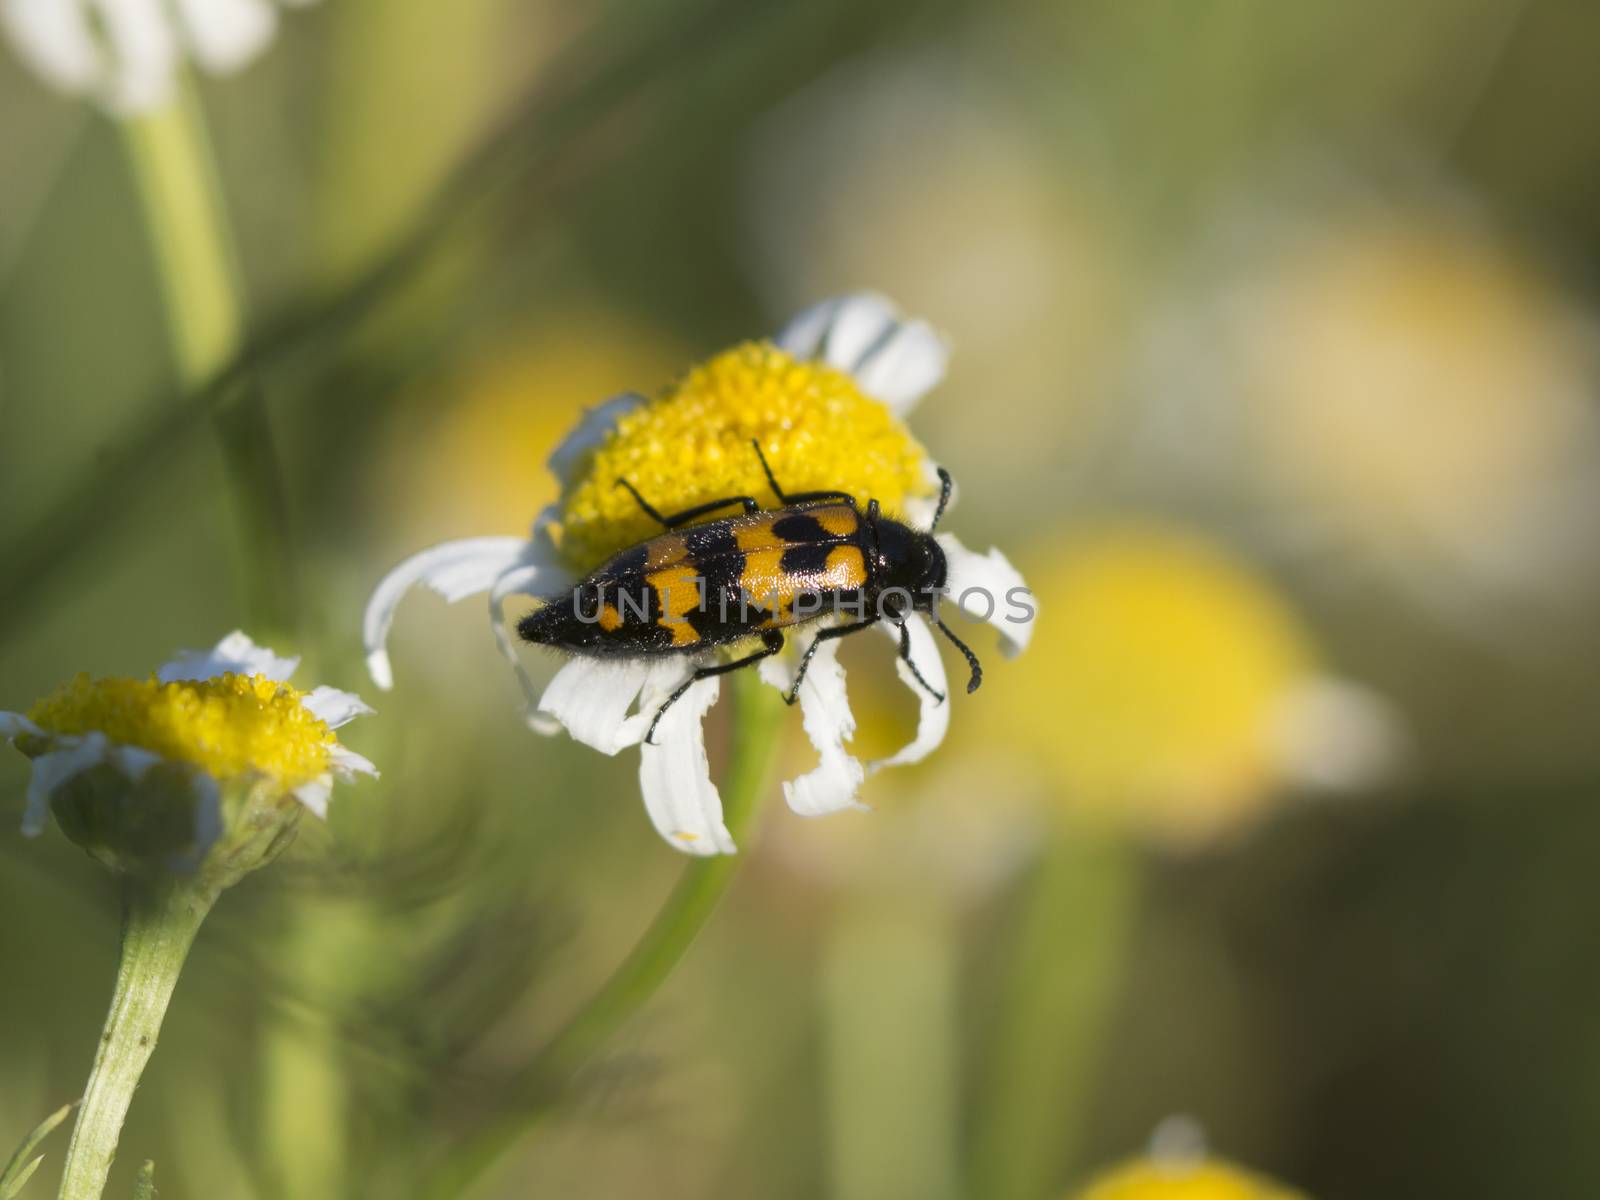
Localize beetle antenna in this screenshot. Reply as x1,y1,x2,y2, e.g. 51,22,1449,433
934,617,982,693
931,468,954,530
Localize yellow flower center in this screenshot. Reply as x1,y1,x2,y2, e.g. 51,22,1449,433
1075,1159,1306,1200
28,673,334,788
555,341,931,568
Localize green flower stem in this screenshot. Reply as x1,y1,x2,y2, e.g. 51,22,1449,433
968,830,1141,1200
57,878,217,1200
425,669,786,1200
824,892,961,1200
118,80,298,639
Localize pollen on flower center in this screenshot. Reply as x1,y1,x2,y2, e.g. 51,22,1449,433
28,673,334,787
556,341,933,568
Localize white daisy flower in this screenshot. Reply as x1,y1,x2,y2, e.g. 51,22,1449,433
365,293,1033,856
1,629,375,874
0,0,316,116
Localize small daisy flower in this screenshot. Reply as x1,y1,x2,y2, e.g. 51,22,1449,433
0,0,316,116
365,293,1032,855
0,630,375,881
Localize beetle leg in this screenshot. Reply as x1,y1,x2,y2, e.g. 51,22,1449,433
749,440,857,508
895,619,946,703
783,618,880,705
645,630,785,745
615,478,760,529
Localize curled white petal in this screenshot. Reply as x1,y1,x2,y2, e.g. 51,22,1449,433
638,675,732,855
937,533,1034,657
761,635,866,817
536,657,676,756
868,616,950,773
547,393,646,488
159,630,300,684
364,535,533,690
300,686,373,730
169,0,276,74
291,775,333,819
327,744,379,782
488,540,571,726
0,711,45,739
21,733,108,836
0,0,101,94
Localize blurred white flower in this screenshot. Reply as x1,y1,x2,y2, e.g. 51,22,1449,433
1147,189,1600,631
0,0,317,115
365,294,1032,855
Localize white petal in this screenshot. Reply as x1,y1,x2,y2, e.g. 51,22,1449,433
852,317,948,414
327,744,379,782
765,634,866,817
291,775,333,819
93,0,179,115
0,0,102,95
169,0,275,74
776,293,945,415
363,536,533,690
814,293,899,372
536,657,675,755
0,711,45,739
774,295,845,360
868,616,950,773
21,733,108,836
547,393,645,488
300,685,373,730
637,675,733,855
159,629,300,684
1272,676,1406,793
936,533,1034,657
111,744,164,779
488,545,571,726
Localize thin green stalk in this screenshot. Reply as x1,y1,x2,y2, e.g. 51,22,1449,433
824,891,960,1200
422,670,785,1200
968,830,1141,1200
117,81,298,640
57,878,218,1200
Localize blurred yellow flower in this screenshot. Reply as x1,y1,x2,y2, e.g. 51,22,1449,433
986,524,1395,845
1218,206,1600,614
1074,1157,1307,1200
383,312,685,545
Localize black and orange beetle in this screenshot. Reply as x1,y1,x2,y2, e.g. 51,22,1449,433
518,441,982,742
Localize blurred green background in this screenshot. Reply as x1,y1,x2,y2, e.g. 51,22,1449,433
5,1,1600,1197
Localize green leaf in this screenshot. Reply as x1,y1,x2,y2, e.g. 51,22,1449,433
131,1160,156,1200
0,1102,76,1199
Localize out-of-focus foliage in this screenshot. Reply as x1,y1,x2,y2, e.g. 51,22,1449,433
5,1,1600,1198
